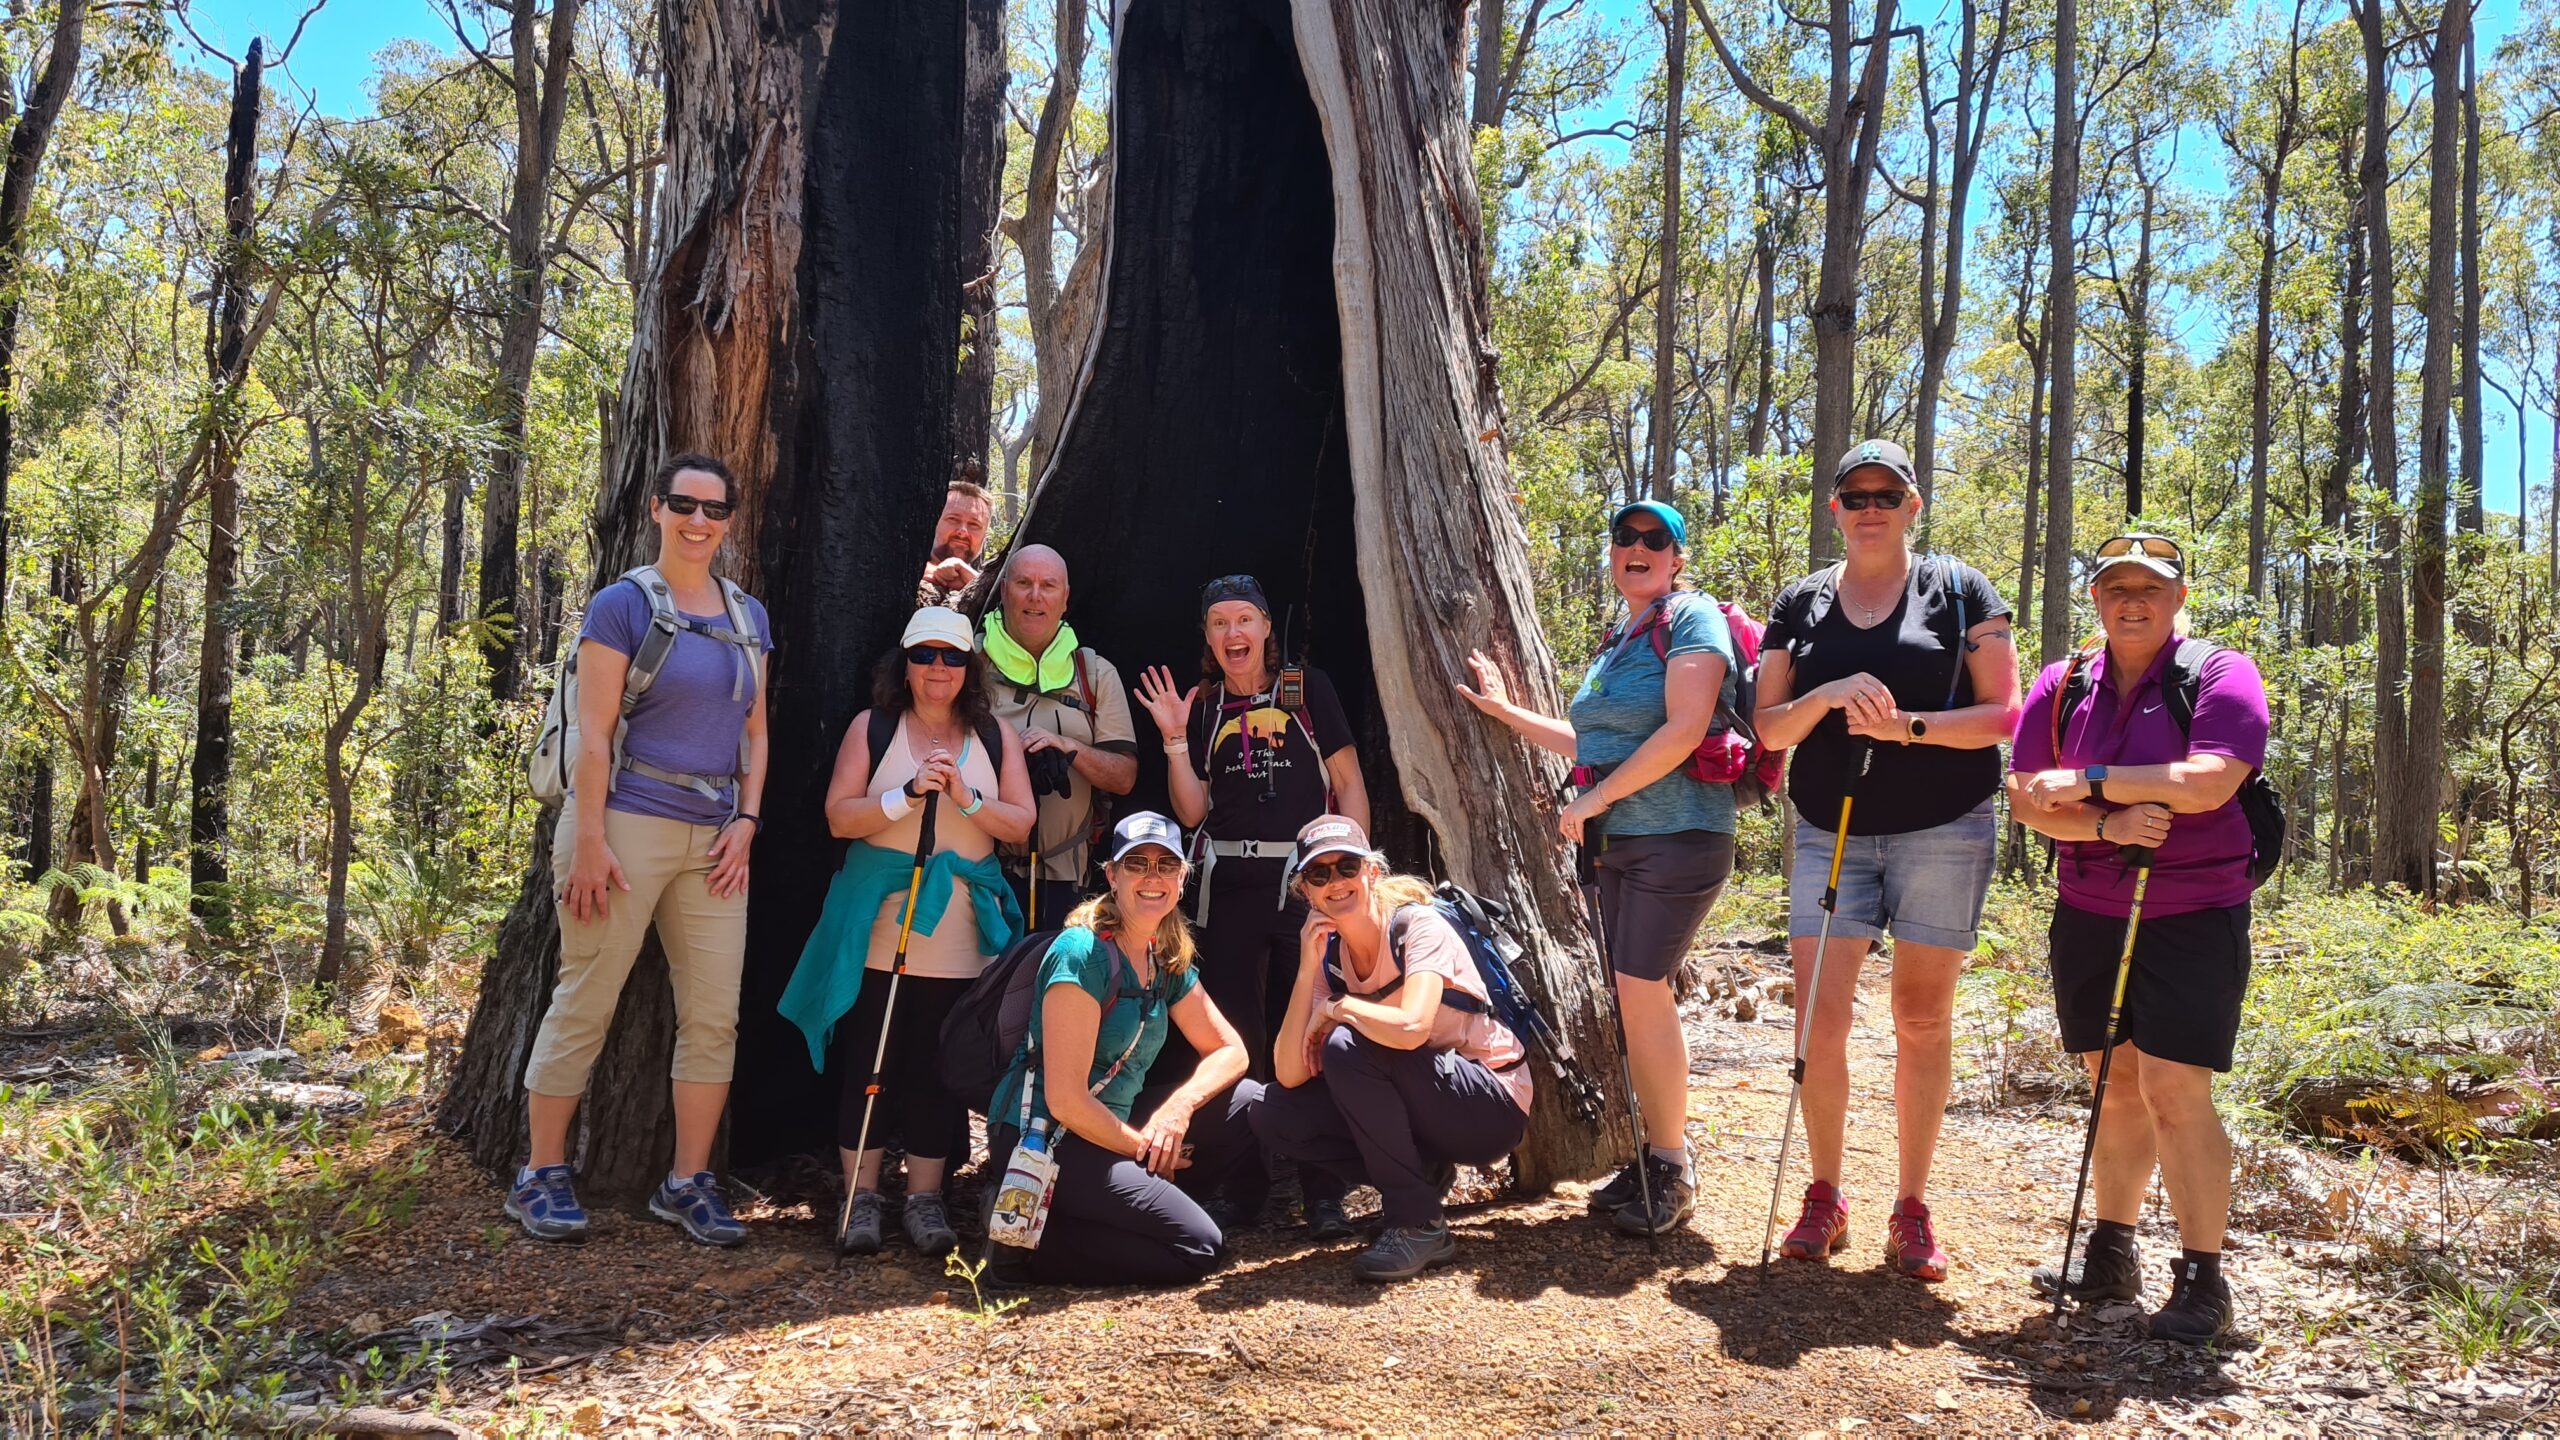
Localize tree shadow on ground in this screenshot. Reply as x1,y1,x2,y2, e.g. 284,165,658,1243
1951,1304,2258,1424
1664,1258,1964,1367
1189,1201,1715,1313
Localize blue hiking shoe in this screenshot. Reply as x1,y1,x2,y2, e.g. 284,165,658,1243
505,1164,590,1242
651,1171,747,1247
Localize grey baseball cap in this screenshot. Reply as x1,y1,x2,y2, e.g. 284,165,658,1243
1107,811,1186,864
1833,438,1918,490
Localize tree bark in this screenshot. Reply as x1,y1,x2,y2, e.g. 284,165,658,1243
473,0,585,703
2357,0,2412,890
2236,6,2303,603
949,0,1006,480
189,38,264,935
2123,156,2154,520
2041,0,2080,665
442,0,972,1198
0,0,83,619
1007,0,1623,1187
2403,0,2467,897
2456,25,2482,546
1649,0,1684,502
2313,120,2365,651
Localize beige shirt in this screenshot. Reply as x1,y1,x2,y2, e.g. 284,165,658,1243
1317,905,1534,1113
983,648,1137,883
864,712,1003,980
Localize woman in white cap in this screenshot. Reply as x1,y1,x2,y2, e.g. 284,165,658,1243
984,811,1262,1285
1249,815,1533,1282
780,606,1034,1256
1750,440,2018,1281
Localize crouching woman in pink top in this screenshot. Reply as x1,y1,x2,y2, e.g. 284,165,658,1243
1248,816,1533,1283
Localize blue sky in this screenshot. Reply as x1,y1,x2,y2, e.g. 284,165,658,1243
182,0,2545,521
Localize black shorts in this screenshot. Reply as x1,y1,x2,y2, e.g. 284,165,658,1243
1594,829,1735,983
2048,900,2252,1072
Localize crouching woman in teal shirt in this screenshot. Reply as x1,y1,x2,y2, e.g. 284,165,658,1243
986,812,1263,1285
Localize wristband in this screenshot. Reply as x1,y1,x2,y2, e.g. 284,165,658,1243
2095,811,2109,844
1162,736,1189,753
736,812,762,831
880,788,914,822
959,787,987,817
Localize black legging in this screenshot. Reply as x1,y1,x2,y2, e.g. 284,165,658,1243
1149,857,1302,1086
991,1078,1264,1285
835,971,971,1159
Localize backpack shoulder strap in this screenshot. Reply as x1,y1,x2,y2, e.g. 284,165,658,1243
2052,644,2101,762
620,566,682,708
1073,648,1097,715
1798,562,1847,634
866,707,898,773
2163,639,2220,738
973,712,1007,767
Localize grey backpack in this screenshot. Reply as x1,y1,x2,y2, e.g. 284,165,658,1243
526,564,760,809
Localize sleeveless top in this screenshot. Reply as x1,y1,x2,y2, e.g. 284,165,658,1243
862,711,1004,978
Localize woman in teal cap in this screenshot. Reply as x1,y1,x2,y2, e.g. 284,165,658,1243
1457,499,1739,1239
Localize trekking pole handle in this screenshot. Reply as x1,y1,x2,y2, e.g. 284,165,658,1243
1819,742,1879,913
915,790,940,858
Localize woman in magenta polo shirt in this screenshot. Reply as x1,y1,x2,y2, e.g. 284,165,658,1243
2007,532,2270,1348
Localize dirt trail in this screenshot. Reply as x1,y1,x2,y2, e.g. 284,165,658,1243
304,953,2502,1434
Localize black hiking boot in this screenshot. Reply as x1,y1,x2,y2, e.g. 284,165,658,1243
1304,1196,1355,1243
2148,1258,2234,1345
2030,1226,2141,1305
1610,1152,1695,1237
1586,1160,1644,1214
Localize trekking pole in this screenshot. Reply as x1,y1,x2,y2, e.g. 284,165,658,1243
1760,740,1877,1266
1574,833,1657,1252
2052,843,2156,1319
835,791,941,1261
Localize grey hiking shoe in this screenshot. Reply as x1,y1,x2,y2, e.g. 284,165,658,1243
1586,1160,1644,1214
2031,1228,2142,1305
505,1164,589,1243
1611,1152,1695,1237
837,1190,886,1256
1352,1224,1456,1282
2147,1259,2233,1345
650,1171,746,1247
902,1191,958,1254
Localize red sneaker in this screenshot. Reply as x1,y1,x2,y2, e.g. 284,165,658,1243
1779,1180,1850,1260
1884,1195,1950,1281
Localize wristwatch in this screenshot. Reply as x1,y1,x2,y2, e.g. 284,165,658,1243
2084,765,2110,803
1906,715,1929,742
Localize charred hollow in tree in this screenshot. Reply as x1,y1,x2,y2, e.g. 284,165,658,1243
1012,0,1621,1188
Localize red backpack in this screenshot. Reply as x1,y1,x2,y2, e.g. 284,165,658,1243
1577,593,1783,809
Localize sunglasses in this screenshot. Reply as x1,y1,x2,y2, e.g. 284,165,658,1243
2095,534,2183,564
657,493,736,521
1833,489,1909,511
905,645,970,668
1113,853,1185,878
1610,525,1677,552
1294,855,1367,888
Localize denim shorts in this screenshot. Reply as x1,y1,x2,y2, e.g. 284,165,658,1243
1789,798,1997,951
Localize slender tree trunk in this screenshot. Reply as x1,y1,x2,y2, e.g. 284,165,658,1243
474,0,584,703
0,0,84,618
1014,0,1091,474
2041,0,2079,665
1472,0,1508,128
1649,0,1684,502
949,0,1006,479
1912,0,2008,537
2124,166,2154,520
1747,172,1775,460
2403,0,2467,897
2358,0,2412,890
188,39,263,935
2242,10,2301,602
2314,121,2366,651
2456,28,2483,546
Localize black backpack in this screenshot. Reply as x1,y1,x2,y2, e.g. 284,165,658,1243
1325,883,1606,1124
2053,638,2288,884
936,928,1124,1110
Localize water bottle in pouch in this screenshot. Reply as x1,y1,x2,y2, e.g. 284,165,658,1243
988,1119,1060,1249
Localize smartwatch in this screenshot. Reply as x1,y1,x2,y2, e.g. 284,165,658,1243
2084,765,2110,803
1906,715,1929,742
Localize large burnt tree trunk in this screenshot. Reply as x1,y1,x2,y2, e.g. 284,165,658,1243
1011,0,1620,1188
441,0,970,1200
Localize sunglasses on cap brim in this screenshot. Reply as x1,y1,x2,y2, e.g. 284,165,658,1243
2095,534,2183,565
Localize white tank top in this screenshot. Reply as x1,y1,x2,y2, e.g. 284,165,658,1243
864,711,1003,978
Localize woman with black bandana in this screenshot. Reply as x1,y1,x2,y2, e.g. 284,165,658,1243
1132,575,1370,1229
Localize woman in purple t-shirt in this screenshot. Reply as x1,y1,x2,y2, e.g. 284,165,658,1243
2007,532,2270,1348
508,453,772,1251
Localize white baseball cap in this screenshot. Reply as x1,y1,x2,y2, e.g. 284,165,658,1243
901,606,975,652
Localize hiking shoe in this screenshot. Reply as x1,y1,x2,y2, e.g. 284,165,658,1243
902,1191,958,1254
650,1171,746,1247
1304,1196,1355,1243
1611,1152,1695,1237
2030,1227,2142,1305
837,1190,886,1256
1352,1224,1457,1282
1778,1180,1850,1260
505,1164,589,1243
1586,1161,1644,1214
2148,1260,2233,1346
1884,1195,1948,1281
1430,1160,1459,1202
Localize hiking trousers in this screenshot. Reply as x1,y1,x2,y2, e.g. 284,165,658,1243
525,807,745,1096
1250,1029,1529,1228
992,1078,1265,1286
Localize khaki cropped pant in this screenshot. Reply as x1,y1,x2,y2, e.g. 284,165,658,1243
523,806,746,1097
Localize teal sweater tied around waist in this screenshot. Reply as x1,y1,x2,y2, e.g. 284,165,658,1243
780,840,1022,1070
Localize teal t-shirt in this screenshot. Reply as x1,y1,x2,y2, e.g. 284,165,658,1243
1568,593,1740,838
987,926,1199,1130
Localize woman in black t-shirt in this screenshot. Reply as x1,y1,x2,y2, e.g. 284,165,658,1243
1133,574,1370,1223
1751,440,2022,1283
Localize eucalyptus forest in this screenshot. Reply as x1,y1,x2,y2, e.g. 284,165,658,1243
1,0,2556,1430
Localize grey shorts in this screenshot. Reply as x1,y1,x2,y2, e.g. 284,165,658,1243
1594,829,1735,983
1789,798,1997,952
